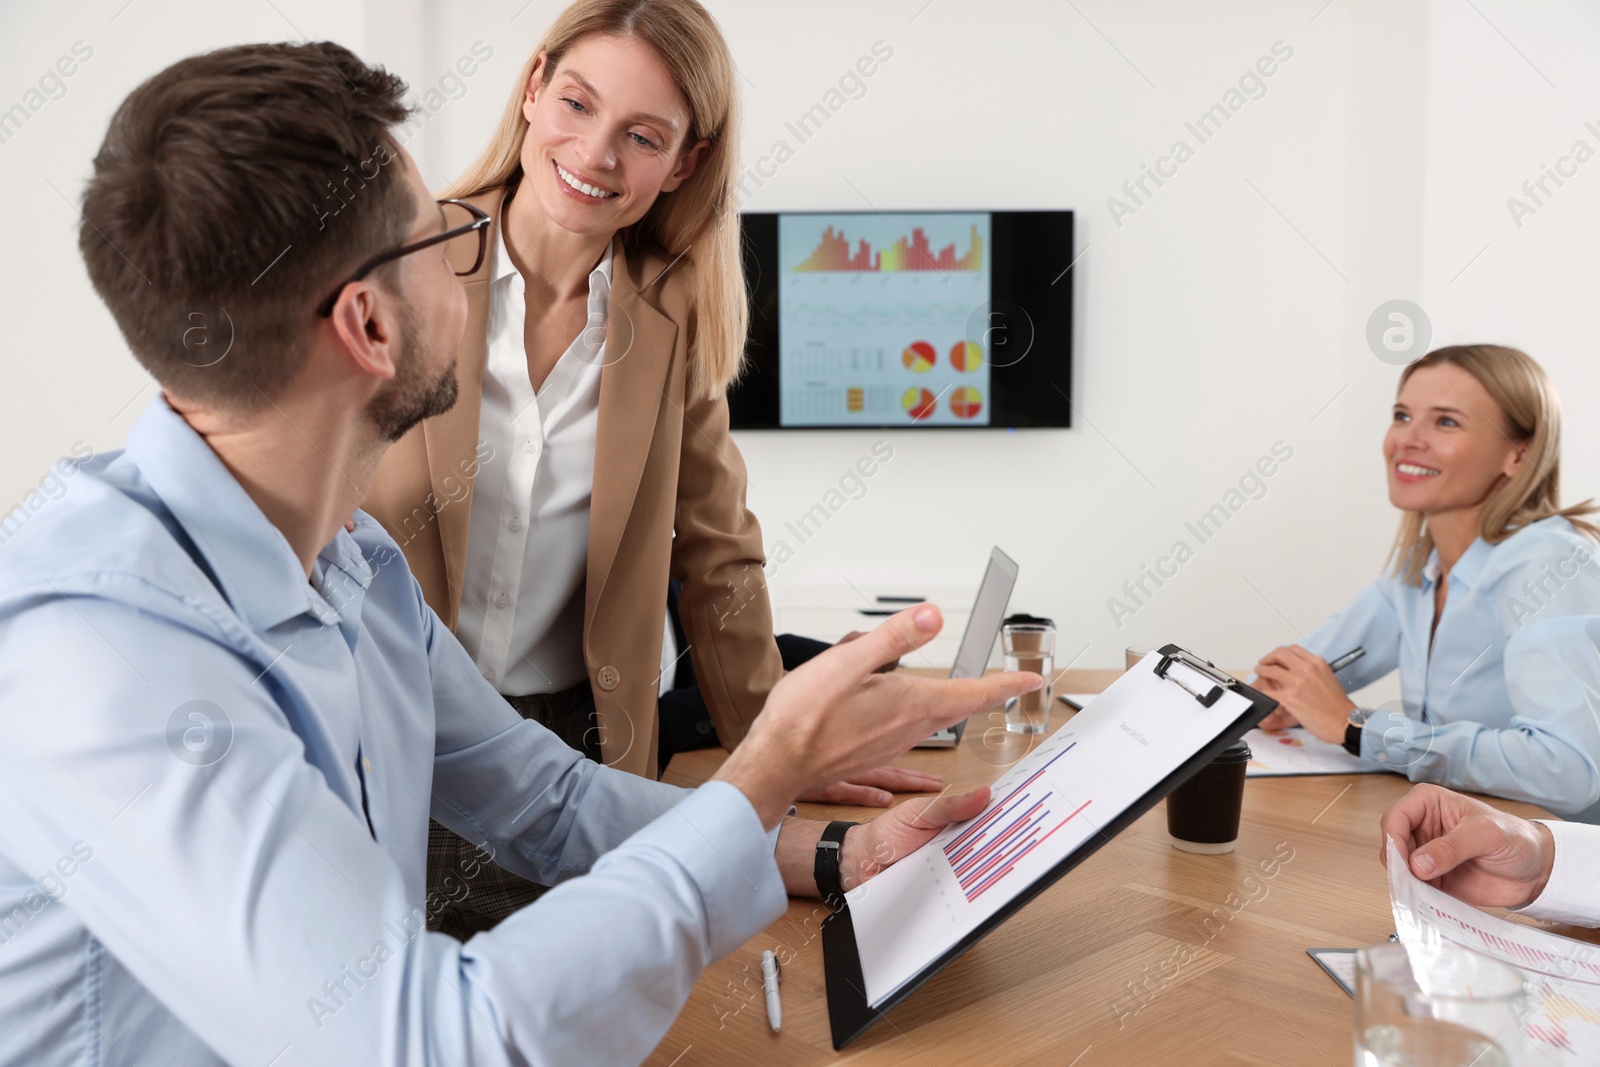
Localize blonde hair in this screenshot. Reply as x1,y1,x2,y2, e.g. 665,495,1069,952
444,0,744,398
1388,344,1599,585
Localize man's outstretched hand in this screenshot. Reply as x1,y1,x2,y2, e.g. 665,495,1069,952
1379,784,1555,909
794,628,938,807
716,604,1040,829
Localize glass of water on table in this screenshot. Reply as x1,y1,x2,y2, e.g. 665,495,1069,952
1001,619,1054,734
1355,941,1528,1066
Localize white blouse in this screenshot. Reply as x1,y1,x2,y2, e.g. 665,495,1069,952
456,220,611,696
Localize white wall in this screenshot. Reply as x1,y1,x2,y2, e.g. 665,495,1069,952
721,0,1433,679
3,0,1597,678
1,0,360,495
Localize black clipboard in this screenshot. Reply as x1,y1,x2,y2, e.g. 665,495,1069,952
821,643,1277,1049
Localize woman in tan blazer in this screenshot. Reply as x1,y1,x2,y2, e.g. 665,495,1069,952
364,0,936,934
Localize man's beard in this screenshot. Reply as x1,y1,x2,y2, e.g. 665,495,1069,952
367,308,458,443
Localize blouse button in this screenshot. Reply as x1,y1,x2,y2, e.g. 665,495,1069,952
523,440,536,455
509,516,521,531
597,665,621,691
495,593,509,609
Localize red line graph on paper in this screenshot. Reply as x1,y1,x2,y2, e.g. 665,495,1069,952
1416,902,1600,1056
1421,902,1600,984
941,742,1092,903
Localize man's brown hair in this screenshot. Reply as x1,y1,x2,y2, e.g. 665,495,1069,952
80,42,415,411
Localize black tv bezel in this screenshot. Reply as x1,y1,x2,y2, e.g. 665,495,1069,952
730,209,1075,431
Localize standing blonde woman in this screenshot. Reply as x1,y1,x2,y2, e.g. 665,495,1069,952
1252,345,1600,819
364,0,936,934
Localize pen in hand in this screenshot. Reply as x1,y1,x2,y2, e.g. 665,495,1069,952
1328,646,1366,673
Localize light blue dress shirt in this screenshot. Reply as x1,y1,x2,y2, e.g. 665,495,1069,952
0,397,786,1066
1301,517,1600,819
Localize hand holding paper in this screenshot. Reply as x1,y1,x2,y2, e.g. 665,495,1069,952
837,650,1265,1015
1380,784,1554,909
842,786,993,892
1386,834,1600,1065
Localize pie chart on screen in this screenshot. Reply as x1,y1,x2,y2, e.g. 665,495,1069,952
950,340,983,372
901,340,936,373
902,387,937,421
949,387,983,419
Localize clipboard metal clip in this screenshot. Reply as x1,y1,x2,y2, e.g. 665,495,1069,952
1153,649,1237,708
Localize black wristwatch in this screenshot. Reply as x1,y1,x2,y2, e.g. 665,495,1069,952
814,820,857,906
1344,708,1374,757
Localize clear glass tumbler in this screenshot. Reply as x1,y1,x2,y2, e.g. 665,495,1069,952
1355,941,1528,1067
1003,622,1054,734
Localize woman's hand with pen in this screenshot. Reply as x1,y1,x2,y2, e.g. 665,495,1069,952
1252,645,1356,743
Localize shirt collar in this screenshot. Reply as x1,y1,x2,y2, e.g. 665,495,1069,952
125,395,370,631
491,210,615,292
1422,536,1492,590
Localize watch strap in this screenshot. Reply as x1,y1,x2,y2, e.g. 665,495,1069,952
814,820,857,906
1343,707,1375,757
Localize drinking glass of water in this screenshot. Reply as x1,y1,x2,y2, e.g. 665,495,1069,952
1002,620,1054,734
1355,941,1528,1066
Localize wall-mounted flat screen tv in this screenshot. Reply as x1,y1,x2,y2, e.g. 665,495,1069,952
729,210,1074,430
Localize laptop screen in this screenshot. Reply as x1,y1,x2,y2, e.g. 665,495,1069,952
949,547,1019,680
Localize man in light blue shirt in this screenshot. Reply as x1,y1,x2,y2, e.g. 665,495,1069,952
0,43,1036,1066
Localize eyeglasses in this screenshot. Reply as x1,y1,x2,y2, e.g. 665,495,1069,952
315,198,491,317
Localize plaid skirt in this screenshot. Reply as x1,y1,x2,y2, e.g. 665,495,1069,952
425,680,601,940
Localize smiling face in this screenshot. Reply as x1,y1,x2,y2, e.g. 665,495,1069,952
1383,363,1526,518
517,34,706,239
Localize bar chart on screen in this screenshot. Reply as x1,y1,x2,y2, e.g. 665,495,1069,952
777,212,992,426
790,222,984,274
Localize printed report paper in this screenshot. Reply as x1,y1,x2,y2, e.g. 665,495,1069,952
1388,838,1600,1064
846,655,1253,1006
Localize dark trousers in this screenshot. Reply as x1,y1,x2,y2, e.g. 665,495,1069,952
655,632,830,772
425,620,832,940
425,680,599,940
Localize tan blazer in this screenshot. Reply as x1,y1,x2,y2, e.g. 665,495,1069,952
363,187,782,778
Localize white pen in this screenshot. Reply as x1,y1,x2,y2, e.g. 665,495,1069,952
762,949,782,1032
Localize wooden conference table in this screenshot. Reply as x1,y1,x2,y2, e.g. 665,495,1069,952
644,668,1586,1066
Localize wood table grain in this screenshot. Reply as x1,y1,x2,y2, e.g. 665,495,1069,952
645,668,1585,1066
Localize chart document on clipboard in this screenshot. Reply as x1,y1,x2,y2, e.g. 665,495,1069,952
824,648,1278,1046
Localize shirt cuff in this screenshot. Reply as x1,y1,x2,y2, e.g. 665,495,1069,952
647,780,788,959
1360,709,1419,767
1512,820,1600,927
770,806,797,855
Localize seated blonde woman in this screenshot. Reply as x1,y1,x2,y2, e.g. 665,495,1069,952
1253,345,1600,820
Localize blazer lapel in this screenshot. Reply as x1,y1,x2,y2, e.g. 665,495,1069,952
587,241,677,614
421,187,501,622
